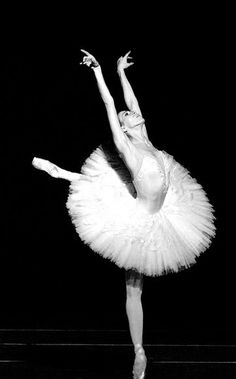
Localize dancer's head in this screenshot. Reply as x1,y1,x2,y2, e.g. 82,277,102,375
118,110,145,133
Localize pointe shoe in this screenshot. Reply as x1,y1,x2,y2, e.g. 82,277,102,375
32,157,59,178
133,344,147,379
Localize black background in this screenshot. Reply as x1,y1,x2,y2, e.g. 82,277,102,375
1,16,232,337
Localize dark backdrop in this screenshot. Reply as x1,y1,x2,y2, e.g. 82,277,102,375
1,26,231,336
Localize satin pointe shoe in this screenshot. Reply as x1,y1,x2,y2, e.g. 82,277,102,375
32,158,59,178
133,344,147,379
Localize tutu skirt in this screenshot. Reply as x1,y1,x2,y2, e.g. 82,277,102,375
66,144,216,276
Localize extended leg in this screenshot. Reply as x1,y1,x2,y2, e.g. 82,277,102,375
32,157,80,181
126,269,146,378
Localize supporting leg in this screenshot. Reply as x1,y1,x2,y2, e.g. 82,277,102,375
126,269,144,346
125,269,146,378
32,157,80,181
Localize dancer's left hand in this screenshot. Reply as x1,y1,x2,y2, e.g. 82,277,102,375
117,51,134,72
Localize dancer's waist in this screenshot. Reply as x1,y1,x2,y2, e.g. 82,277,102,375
135,194,165,215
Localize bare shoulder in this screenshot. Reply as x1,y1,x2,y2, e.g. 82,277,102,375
118,143,156,176
117,138,137,165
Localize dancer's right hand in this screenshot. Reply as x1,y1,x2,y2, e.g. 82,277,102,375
80,49,100,68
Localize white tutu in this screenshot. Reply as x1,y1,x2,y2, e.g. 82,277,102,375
66,144,216,276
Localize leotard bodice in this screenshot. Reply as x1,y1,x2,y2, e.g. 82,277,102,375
132,154,168,213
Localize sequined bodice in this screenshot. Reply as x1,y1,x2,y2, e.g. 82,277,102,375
132,155,168,213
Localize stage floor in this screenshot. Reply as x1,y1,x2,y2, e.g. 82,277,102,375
0,360,235,379
1,329,236,378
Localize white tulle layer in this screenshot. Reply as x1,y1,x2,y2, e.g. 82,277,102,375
66,146,216,276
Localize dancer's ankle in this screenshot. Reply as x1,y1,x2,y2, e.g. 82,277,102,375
134,343,144,354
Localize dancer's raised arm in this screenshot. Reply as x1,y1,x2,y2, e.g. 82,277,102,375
80,50,130,152
117,51,142,116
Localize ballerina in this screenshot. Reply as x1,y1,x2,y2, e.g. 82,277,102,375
32,49,216,379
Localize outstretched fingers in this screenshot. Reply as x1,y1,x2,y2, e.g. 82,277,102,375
80,49,100,68
125,51,134,66
80,49,93,66
125,50,132,59
80,49,92,56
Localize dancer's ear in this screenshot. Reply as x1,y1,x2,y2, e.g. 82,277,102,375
121,125,128,133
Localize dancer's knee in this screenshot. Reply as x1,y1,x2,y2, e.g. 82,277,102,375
125,269,143,299
126,285,142,299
